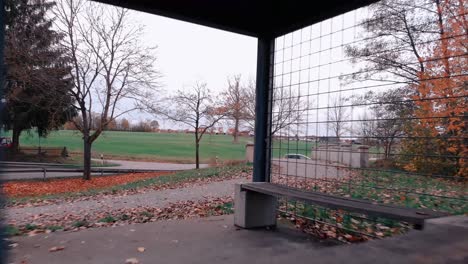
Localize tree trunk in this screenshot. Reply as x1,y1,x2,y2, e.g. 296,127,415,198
233,118,239,143
11,126,21,152
195,141,200,169
386,138,395,160
384,140,392,160
83,139,92,180
194,129,200,169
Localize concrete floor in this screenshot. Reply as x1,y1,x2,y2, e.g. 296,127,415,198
6,215,468,264
7,216,337,264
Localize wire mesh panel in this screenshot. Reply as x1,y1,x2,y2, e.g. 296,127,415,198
267,0,467,240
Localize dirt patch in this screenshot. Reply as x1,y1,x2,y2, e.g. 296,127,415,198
3,172,172,198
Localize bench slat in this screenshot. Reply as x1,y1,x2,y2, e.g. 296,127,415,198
241,183,447,226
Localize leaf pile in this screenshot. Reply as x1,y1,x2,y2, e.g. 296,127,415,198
278,210,409,243
3,172,172,198
5,197,234,236
271,167,467,214
7,165,252,207
270,165,465,242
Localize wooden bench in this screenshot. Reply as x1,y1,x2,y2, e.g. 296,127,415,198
234,182,447,230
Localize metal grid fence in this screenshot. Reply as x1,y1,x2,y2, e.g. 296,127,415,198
266,0,467,240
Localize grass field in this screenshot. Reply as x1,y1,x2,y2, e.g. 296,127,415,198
4,130,387,163
6,130,311,162
3,130,317,162
5,130,249,162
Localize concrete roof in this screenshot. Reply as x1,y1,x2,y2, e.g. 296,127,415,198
94,0,378,37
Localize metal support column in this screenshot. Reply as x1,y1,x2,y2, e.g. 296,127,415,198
252,36,274,182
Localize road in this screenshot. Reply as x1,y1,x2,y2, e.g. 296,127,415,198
0,170,114,181
95,159,208,170
1,160,209,181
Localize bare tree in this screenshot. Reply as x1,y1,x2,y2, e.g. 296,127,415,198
54,0,160,179
245,80,311,136
328,96,350,140
354,88,414,159
120,118,130,131
357,112,377,146
244,78,257,131
221,75,249,143
150,120,159,130
156,82,226,168
369,89,414,160
345,0,467,85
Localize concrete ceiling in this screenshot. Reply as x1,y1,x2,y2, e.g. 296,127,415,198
94,0,378,37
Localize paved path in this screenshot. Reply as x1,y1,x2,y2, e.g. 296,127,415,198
6,178,248,225
95,159,209,170
1,170,113,181
7,215,467,264
2,160,209,180
272,158,350,179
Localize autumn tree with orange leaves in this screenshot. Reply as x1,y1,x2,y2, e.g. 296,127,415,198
346,0,467,177
404,0,467,177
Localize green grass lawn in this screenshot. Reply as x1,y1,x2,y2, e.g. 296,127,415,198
6,130,253,162
4,130,318,162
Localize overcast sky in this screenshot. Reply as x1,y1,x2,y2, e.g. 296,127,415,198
106,4,392,137
122,5,376,135
126,10,258,124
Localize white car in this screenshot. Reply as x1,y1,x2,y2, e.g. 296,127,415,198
284,154,311,160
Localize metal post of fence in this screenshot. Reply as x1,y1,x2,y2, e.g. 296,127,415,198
253,35,274,182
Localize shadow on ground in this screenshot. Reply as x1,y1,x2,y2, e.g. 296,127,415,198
7,215,468,264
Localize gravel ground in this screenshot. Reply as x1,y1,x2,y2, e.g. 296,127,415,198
6,178,248,225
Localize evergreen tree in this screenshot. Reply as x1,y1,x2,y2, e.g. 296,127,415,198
2,0,75,151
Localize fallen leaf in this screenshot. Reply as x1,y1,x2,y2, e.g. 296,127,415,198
375,232,384,237
49,246,65,252
9,243,18,248
326,230,337,238
125,257,139,264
